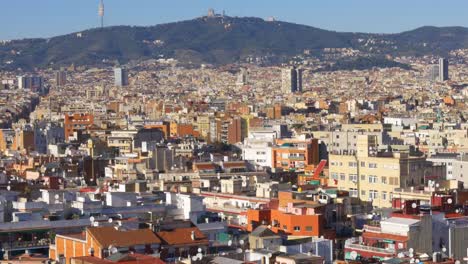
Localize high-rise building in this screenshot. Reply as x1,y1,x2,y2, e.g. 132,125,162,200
438,58,449,82
236,69,248,87
281,67,303,93
17,75,43,91
296,68,303,92
428,64,439,82
114,67,129,87
55,71,67,86
17,76,26,89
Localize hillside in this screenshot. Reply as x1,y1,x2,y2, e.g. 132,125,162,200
0,16,467,70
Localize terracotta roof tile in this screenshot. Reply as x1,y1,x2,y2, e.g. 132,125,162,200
156,227,208,246
87,227,161,248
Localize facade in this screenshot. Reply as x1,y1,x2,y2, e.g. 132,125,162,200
271,138,319,171
439,58,449,82
56,71,67,86
281,67,302,93
64,113,94,141
114,68,129,87
49,227,161,264
329,135,430,208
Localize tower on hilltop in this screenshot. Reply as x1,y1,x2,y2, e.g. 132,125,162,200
98,0,105,28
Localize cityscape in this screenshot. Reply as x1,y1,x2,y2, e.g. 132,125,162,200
0,1,467,264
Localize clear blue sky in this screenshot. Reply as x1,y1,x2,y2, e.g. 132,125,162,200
2,0,468,40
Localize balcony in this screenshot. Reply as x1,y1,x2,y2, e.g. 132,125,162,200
345,242,395,255
2,239,50,251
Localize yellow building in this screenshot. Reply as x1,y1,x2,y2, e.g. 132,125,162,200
197,115,211,139
329,135,429,208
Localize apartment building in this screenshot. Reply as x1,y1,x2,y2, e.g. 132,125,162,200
271,137,319,172
64,113,94,141
329,135,430,208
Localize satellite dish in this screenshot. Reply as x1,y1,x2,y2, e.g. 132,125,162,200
447,198,453,204
198,248,202,253
442,247,447,252
228,240,232,246
398,243,404,249
415,259,420,263
410,258,415,263
350,251,358,260
236,248,243,254
409,248,414,253
409,253,414,258
109,246,118,254
54,194,60,199
90,216,95,222
398,253,405,258
239,239,244,246
412,203,417,209
192,256,197,261
196,253,203,260
6,186,10,191
108,218,113,223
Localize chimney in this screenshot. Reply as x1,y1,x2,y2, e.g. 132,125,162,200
191,231,195,241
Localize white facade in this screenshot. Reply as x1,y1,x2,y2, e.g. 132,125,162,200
242,139,273,168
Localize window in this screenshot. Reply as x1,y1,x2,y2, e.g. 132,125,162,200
349,174,358,182
381,177,387,184
350,188,358,197
361,190,366,196
369,175,378,183
361,174,366,181
283,225,288,230
305,226,313,231
348,162,357,168
369,163,378,168
360,161,366,167
369,190,378,200
382,191,387,200
294,226,301,231
331,172,338,180
340,173,346,181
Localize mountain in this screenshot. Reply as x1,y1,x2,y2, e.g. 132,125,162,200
1,16,467,70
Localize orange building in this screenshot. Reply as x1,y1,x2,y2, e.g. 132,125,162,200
156,227,209,260
11,130,35,152
169,122,199,138
443,96,455,106
50,227,161,264
144,122,170,139
271,138,319,171
64,114,94,141
247,191,325,237
266,104,282,120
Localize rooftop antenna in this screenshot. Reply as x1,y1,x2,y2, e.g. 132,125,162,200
98,0,105,28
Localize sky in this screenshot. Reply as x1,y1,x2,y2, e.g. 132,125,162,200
1,0,468,40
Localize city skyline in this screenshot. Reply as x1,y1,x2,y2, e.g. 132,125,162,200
1,0,468,40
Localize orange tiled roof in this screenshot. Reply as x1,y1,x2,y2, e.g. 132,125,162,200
72,254,165,264
87,227,161,248
156,227,208,246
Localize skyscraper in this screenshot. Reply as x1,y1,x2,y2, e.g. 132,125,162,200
428,65,439,82
55,71,67,86
438,58,449,82
296,68,303,92
281,67,303,93
114,68,129,87
17,76,26,89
